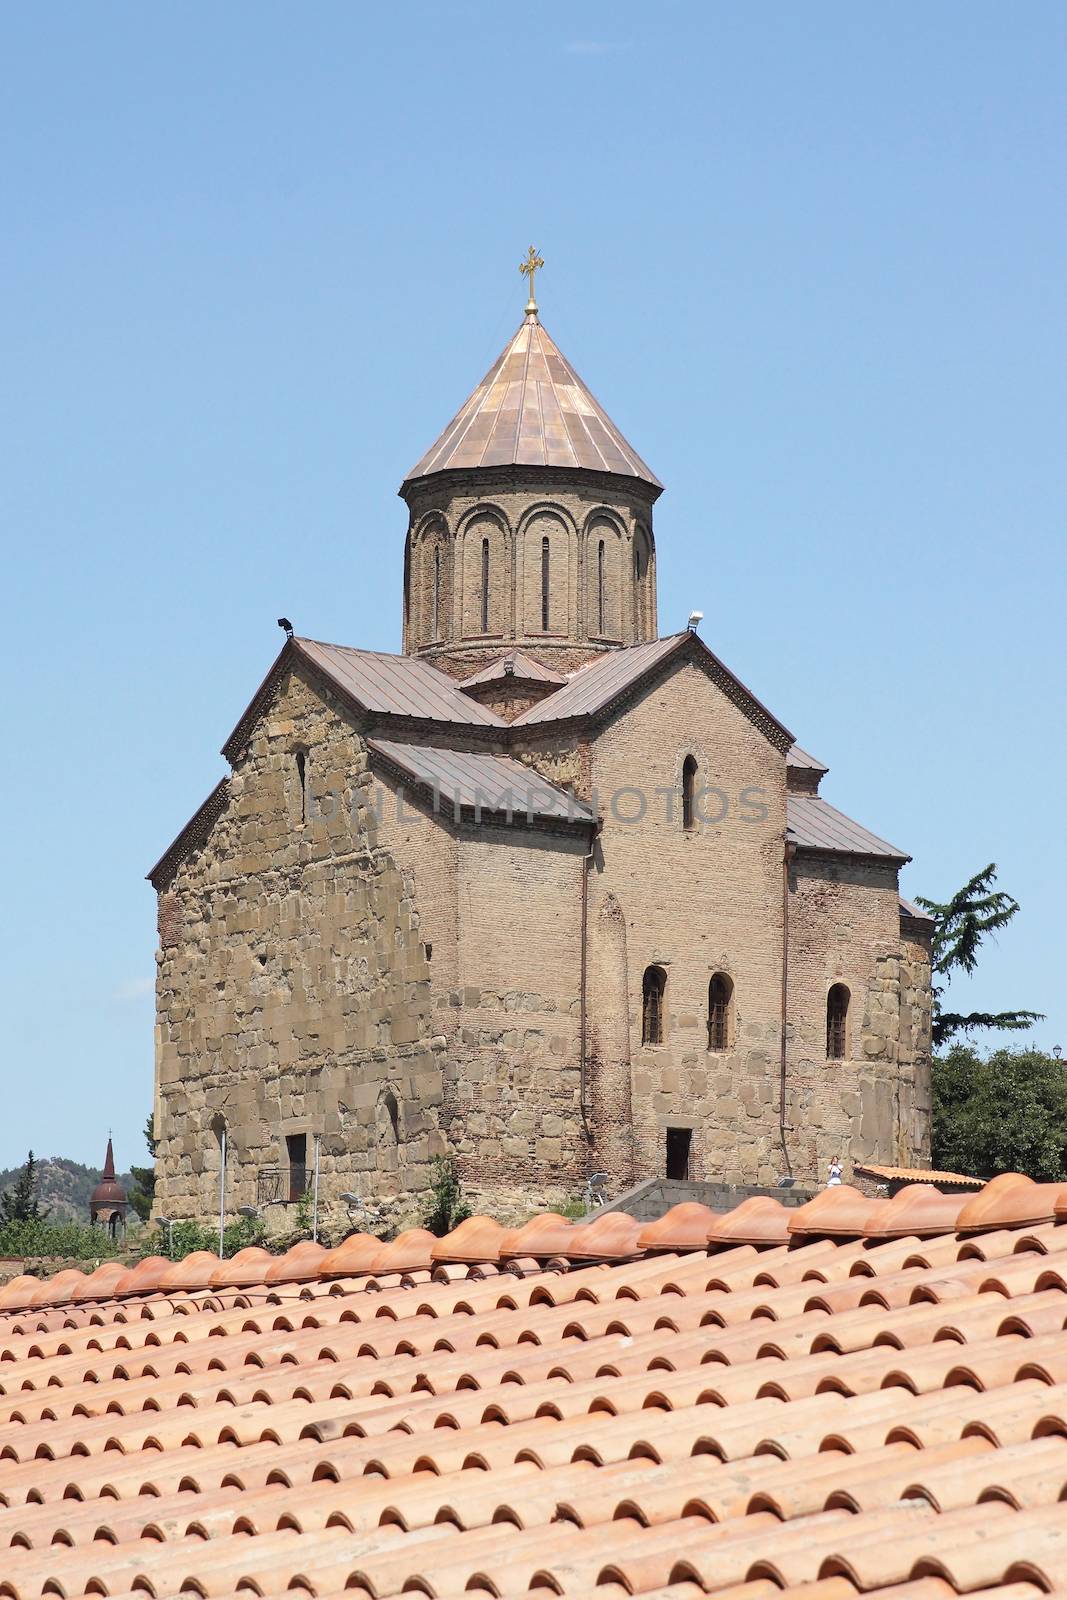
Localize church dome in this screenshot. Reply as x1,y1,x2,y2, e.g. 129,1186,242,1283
90,1137,127,1211
401,311,661,494
400,256,661,678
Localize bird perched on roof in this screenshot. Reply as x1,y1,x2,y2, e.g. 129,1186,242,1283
277,617,294,639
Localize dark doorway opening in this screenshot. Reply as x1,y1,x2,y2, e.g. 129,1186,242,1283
665,1127,692,1181
286,1132,308,1202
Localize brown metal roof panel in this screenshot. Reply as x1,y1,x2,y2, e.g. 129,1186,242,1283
403,316,661,491
367,739,593,824
787,744,829,773
899,895,935,923
298,640,505,726
459,651,567,688
514,635,684,725
787,793,909,862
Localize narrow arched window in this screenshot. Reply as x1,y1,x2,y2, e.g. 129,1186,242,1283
383,1090,399,1143
541,535,550,631
708,973,733,1051
682,755,698,831
642,965,666,1045
597,538,606,635
432,546,441,641
480,537,490,633
295,749,307,825
827,984,850,1060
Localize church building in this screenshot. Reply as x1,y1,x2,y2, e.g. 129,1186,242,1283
149,258,933,1225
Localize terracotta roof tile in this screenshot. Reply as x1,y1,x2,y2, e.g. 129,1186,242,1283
0,1172,1064,1596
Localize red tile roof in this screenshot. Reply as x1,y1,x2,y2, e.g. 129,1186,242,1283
1,1173,1066,1594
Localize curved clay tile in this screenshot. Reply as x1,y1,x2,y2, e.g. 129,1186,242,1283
0,1273,42,1310
558,1210,644,1260
367,1228,439,1273
786,1185,881,1239
29,1268,89,1306
497,1212,577,1259
110,1254,173,1295
263,1240,328,1284
430,1215,509,1264
317,1231,383,1278
637,1202,720,1254
209,1247,276,1289
862,1184,966,1240
957,1174,1067,1233
70,1262,130,1302
707,1196,795,1247
157,1250,223,1291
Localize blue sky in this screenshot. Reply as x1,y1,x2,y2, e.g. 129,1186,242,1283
3,3,1065,1172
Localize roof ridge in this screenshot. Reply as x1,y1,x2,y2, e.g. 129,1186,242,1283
4,1169,1062,1311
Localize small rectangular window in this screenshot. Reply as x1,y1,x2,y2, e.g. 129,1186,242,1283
286,1132,307,1202
666,1127,691,1181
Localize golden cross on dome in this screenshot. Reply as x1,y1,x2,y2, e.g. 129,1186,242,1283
520,245,544,316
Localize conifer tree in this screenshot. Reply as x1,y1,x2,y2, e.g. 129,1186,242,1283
917,863,1043,1048
0,1150,46,1223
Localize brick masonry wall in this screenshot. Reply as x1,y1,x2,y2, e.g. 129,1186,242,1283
401,467,658,675
584,656,790,1190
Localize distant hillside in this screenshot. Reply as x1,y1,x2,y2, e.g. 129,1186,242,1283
0,1157,137,1222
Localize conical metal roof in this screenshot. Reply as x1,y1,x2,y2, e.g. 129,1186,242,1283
402,313,661,492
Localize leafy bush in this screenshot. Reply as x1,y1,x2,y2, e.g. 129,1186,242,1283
423,1154,472,1237
148,1212,266,1262
932,1044,1067,1181
0,1217,122,1261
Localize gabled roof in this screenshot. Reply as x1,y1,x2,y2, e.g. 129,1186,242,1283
854,1162,983,1190
2,1172,1067,1594
368,738,593,828
222,636,505,761
787,742,829,774
788,791,909,863
513,630,795,751
402,313,661,492
459,649,567,689
146,777,230,889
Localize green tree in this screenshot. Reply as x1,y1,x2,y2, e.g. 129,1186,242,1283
933,1044,1067,1181
0,1150,48,1224
916,863,1043,1048
422,1154,472,1237
127,1115,158,1223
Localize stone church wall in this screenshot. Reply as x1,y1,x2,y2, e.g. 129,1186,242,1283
152,649,931,1226
785,856,932,1179
153,662,447,1234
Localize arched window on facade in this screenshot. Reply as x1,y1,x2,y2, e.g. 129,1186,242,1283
642,965,666,1045
480,537,490,633
432,546,441,641
708,973,733,1051
682,755,698,831
541,535,551,631
826,984,850,1060
383,1090,399,1143
597,538,606,636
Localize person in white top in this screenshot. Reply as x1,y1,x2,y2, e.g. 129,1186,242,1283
827,1156,843,1187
